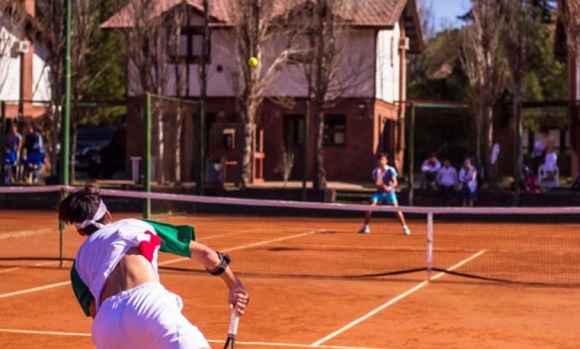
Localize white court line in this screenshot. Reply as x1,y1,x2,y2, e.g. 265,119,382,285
160,230,324,267
0,281,71,299
0,329,392,349
0,230,325,297
0,228,53,240
311,250,487,347
0,261,59,275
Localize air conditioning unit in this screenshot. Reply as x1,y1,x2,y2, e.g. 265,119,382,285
399,37,410,51
14,41,30,54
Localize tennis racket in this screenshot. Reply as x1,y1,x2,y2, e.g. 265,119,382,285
223,308,240,349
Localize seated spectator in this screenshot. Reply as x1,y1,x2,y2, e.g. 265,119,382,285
521,165,539,194
420,153,441,189
531,130,547,173
543,144,558,181
436,159,458,206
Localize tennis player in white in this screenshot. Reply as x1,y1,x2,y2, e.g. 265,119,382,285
58,185,249,349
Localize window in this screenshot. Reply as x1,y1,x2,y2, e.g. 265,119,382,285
170,28,210,64
323,115,346,146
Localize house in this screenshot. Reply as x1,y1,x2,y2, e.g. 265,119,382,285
102,0,423,184
0,0,51,122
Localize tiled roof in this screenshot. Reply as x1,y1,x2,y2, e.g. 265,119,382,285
102,0,409,29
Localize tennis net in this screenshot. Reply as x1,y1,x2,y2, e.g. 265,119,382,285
1,186,579,286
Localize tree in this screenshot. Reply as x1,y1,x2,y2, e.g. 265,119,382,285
499,0,542,191
230,0,302,188
460,0,506,188
557,0,579,53
298,0,372,189
37,0,109,179
109,0,188,185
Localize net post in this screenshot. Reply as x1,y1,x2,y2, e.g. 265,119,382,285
407,102,415,206
426,211,434,281
144,93,152,219
58,187,66,268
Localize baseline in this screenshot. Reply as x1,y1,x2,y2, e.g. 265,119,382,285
0,328,394,349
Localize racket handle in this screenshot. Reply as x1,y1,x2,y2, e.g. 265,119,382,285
228,308,240,336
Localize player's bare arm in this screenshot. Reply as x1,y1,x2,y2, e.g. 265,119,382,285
189,241,249,314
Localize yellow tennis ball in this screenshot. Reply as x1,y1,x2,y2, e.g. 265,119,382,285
248,57,258,67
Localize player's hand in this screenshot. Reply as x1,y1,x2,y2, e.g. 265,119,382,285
229,285,249,315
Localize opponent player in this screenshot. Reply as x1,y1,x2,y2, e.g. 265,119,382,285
359,153,411,235
58,185,249,349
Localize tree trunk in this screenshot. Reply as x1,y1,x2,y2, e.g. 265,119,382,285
513,80,523,192
175,106,182,184
50,104,60,177
157,109,165,185
484,104,496,189
312,101,326,189
240,121,255,188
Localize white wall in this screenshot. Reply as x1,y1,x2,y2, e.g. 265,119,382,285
129,28,377,99
0,21,22,101
375,23,401,103
266,30,375,98
33,41,51,102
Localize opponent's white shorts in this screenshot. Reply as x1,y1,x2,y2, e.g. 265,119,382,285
92,282,209,349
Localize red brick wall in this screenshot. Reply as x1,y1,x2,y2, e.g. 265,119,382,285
125,97,403,184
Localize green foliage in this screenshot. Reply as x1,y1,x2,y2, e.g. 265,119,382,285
408,29,469,101
76,0,126,125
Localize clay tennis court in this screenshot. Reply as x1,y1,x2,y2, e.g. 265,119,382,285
1,207,580,349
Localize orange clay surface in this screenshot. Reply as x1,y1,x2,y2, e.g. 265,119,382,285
1,210,579,349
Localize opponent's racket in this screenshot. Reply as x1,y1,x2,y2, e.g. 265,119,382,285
223,308,240,349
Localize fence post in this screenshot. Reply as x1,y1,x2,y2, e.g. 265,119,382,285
0,101,6,185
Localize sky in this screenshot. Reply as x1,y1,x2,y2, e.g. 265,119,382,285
428,0,471,33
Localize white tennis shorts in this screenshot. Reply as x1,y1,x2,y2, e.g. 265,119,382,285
92,282,210,349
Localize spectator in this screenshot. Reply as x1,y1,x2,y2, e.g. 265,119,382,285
420,152,441,189
436,159,458,206
4,145,16,184
21,122,45,183
531,129,554,173
458,157,477,207
5,123,22,183
542,144,558,188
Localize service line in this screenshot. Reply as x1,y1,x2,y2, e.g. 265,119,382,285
311,250,487,346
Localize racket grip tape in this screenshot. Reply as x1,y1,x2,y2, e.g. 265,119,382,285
228,309,240,336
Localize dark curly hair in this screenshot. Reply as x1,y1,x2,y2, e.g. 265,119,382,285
58,185,110,234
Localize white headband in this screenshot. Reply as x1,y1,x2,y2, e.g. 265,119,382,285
73,200,108,230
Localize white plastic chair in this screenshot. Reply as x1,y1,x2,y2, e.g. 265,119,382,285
538,164,559,190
